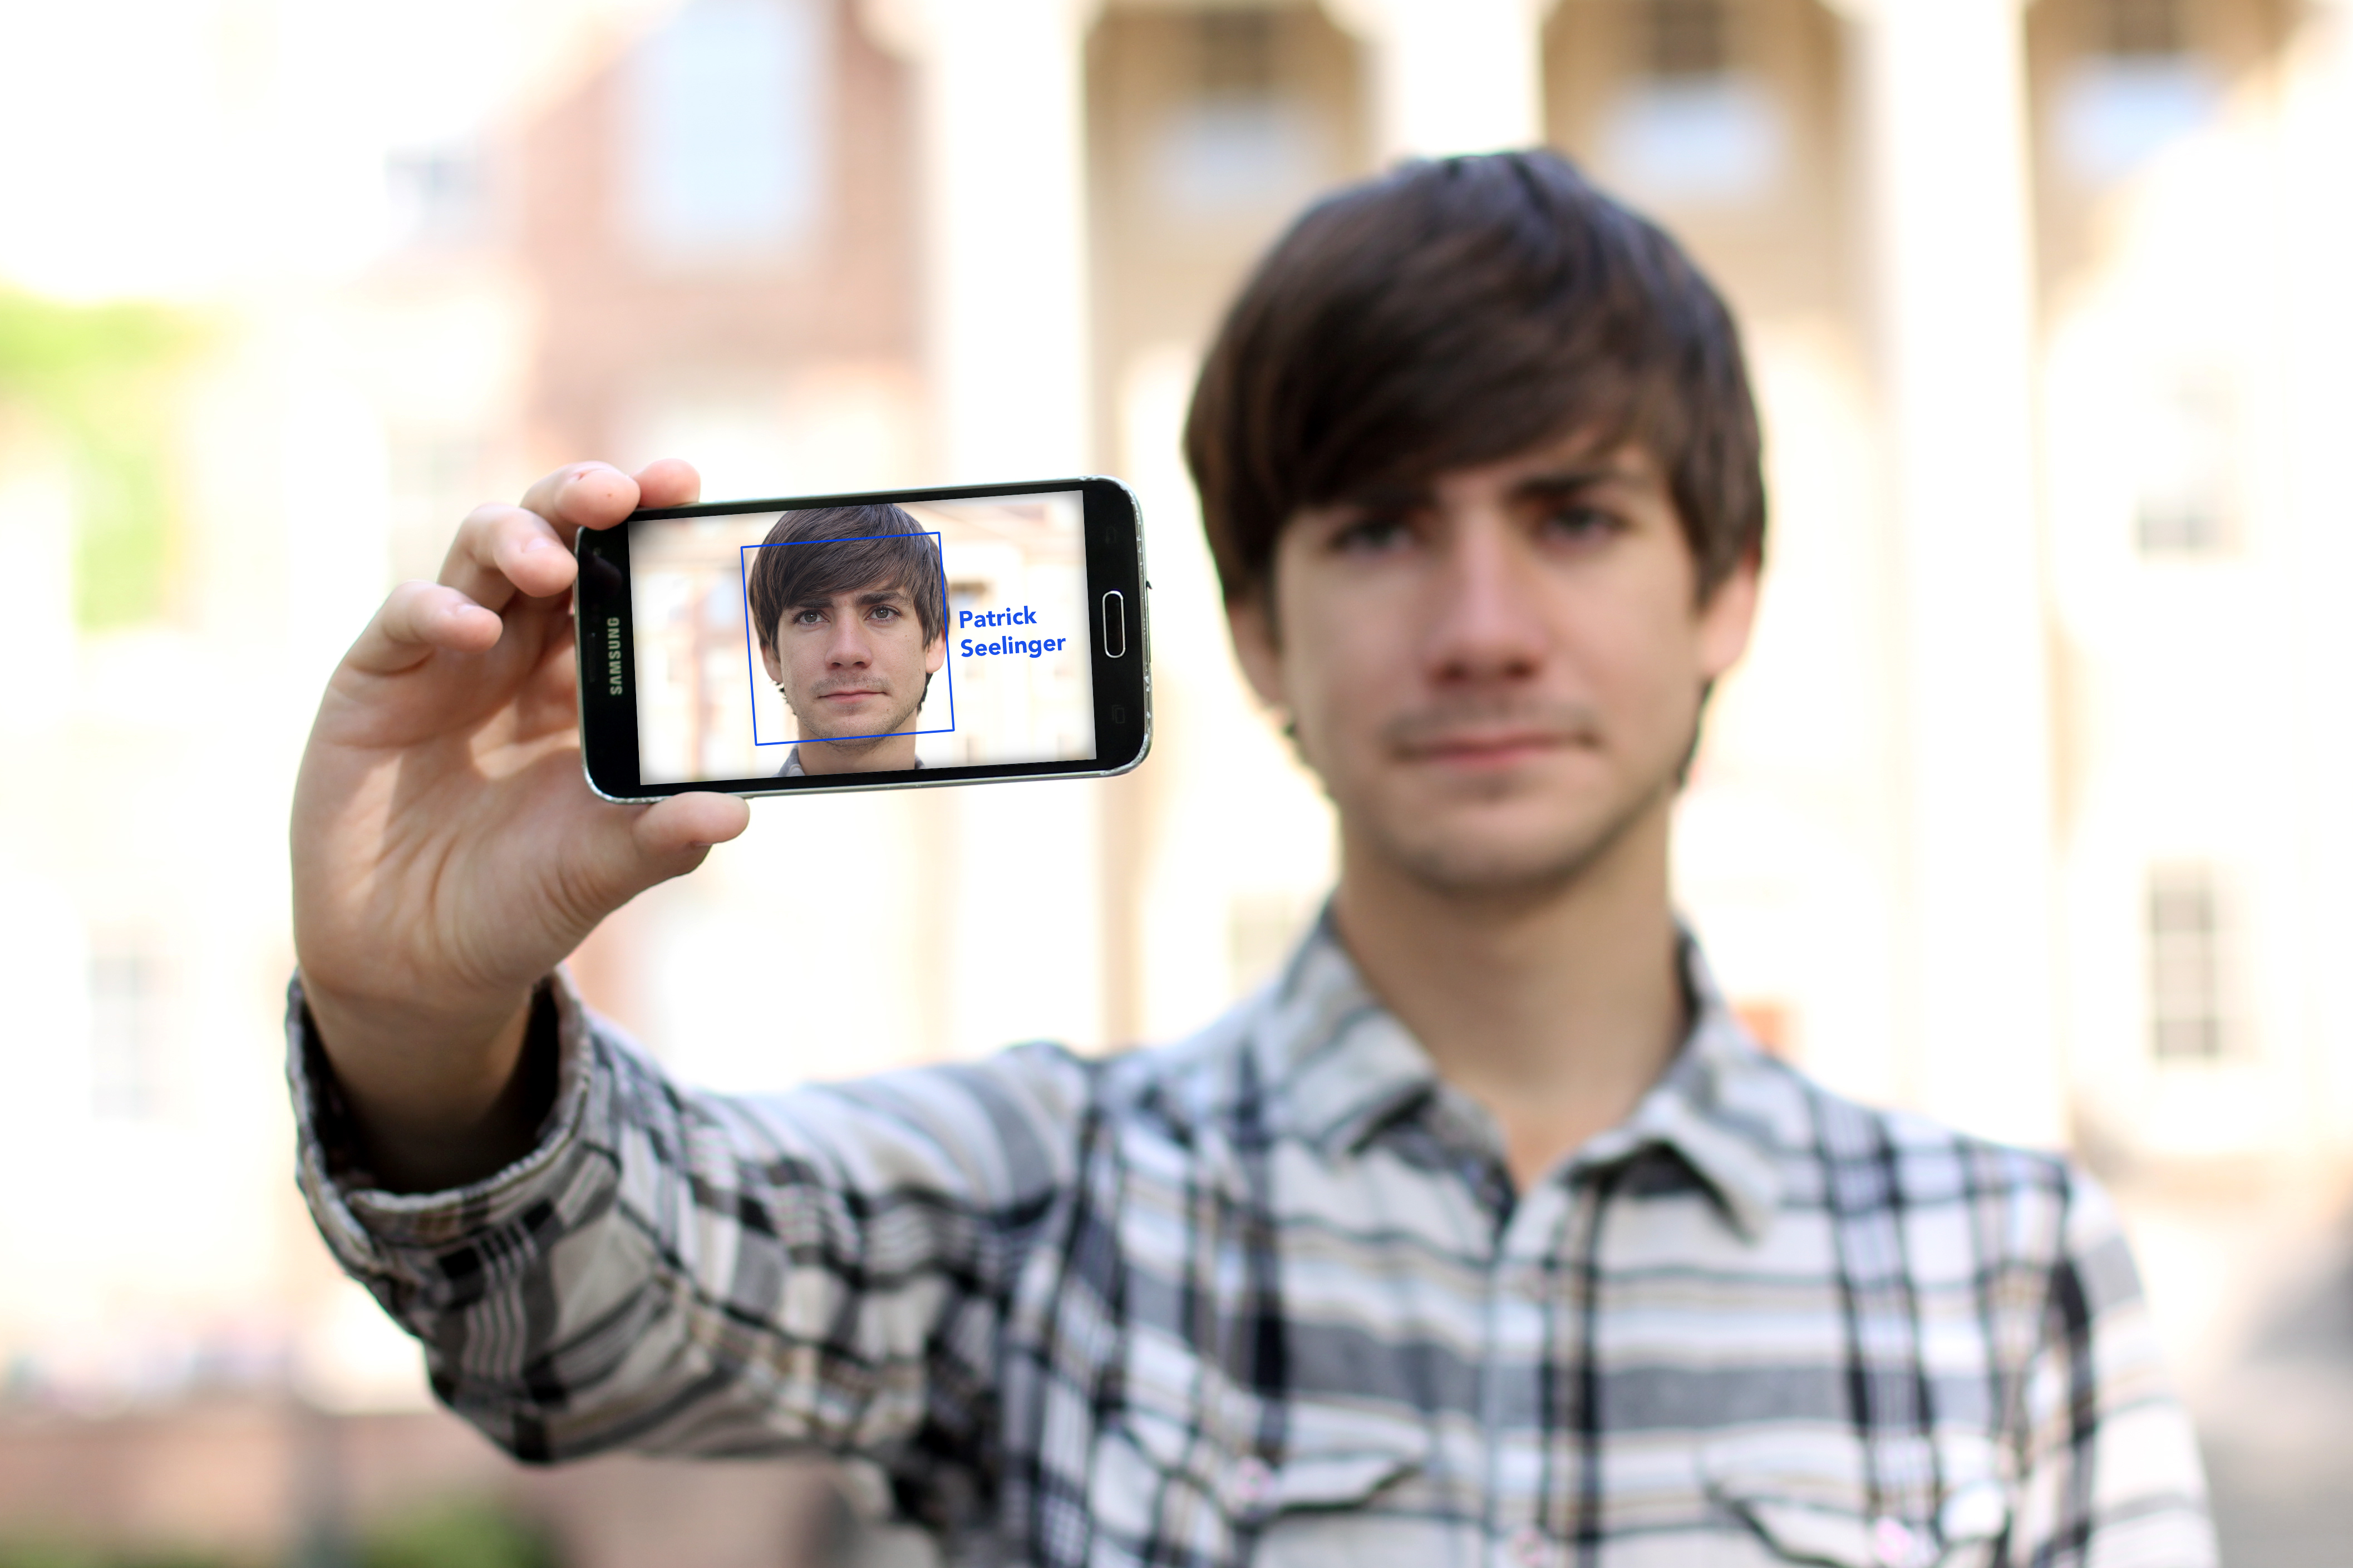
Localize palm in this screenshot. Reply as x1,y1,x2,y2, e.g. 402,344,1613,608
308,598,585,995
291,461,745,1058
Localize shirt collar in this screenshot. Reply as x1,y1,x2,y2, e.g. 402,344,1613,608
778,745,924,777
1251,913,1786,1243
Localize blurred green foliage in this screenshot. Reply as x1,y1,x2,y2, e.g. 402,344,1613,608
0,289,200,631
356,1502,558,1568
0,1545,237,1568
0,1498,558,1568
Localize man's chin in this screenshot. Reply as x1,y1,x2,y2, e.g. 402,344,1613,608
798,706,924,751
1380,834,1605,899
1357,789,1666,899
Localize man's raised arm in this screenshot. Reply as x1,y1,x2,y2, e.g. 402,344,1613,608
289,459,748,1192
285,461,1088,1494
290,972,1087,1477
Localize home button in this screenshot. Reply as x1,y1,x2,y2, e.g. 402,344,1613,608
1101,591,1126,658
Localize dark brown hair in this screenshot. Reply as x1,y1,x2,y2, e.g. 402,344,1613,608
1185,150,1764,606
747,504,947,652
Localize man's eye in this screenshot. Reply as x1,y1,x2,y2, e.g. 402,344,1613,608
1331,514,1413,555
1542,504,1619,541
869,605,900,623
793,609,826,625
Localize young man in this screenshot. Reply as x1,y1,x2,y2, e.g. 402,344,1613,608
749,504,948,776
289,153,2214,1566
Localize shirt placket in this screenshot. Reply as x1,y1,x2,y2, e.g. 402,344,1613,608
1480,1175,1579,1568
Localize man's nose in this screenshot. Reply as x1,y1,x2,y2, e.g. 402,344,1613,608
1424,519,1548,681
825,618,874,666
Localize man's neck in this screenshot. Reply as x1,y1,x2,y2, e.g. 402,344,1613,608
796,731,920,774
1330,798,1686,1191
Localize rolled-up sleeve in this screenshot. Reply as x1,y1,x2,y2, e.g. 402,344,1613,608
286,970,1089,1486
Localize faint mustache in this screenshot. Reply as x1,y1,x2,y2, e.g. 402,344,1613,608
812,675,892,698
1383,699,1602,755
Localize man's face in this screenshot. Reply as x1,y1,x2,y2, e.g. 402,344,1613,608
760,582,947,750
1228,435,1758,897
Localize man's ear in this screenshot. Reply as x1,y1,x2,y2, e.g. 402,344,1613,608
759,640,784,687
924,633,947,675
1224,590,1288,712
1696,554,1761,683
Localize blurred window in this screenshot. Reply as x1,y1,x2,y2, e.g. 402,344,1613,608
2134,373,2234,556
1199,9,1278,96
2055,0,2215,182
2104,0,2187,57
89,931,164,1118
1646,0,1731,78
1150,11,1321,219
2147,864,2228,1061
620,0,830,258
1599,0,1781,206
386,142,485,250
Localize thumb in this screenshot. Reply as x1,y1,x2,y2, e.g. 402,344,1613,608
568,792,752,917
635,791,752,861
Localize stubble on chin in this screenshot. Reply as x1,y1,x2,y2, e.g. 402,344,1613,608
801,689,928,751
1354,750,1681,906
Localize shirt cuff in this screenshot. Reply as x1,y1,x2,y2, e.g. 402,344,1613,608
285,968,604,1272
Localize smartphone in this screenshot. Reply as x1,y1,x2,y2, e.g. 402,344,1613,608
573,476,1149,801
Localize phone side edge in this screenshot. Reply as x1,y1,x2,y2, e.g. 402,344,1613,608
573,527,657,803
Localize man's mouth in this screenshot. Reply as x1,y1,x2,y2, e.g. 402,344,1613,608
1400,729,1574,769
1385,703,1602,771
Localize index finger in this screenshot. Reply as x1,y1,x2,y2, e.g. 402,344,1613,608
514,462,643,543
513,458,703,543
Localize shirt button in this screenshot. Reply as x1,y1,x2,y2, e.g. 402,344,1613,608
1508,1525,1555,1568
1230,1455,1274,1511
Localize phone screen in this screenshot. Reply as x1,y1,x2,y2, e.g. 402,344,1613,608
574,477,1148,800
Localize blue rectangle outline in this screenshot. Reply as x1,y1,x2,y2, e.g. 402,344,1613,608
739,530,958,750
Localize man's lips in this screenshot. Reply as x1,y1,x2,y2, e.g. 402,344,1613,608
1398,729,1577,767
818,687,885,703
1385,701,1601,767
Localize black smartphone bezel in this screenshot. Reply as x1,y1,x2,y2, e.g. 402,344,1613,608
573,475,1149,802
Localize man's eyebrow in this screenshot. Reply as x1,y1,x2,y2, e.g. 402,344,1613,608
1328,460,1640,511
1327,480,1433,511
1511,463,1637,497
789,585,909,611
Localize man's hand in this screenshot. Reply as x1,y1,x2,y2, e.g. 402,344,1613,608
291,460,750,1190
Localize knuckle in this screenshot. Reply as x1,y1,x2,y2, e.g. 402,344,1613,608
459,501,516,539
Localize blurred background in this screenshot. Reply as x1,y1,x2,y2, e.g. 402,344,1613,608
0,0,2348,1562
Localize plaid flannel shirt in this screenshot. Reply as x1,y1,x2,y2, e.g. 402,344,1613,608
291,922,2215,1568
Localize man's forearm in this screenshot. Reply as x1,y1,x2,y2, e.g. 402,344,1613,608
302,982,552,1192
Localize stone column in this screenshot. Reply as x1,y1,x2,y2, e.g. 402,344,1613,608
2280,0,2353,1144
1838,0,2062,1145
863,0,1097,480
859,0,1106,1057
1321,0,1549,159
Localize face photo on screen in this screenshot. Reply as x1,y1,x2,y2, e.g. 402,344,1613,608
626,489,1098,787
747,505,948,777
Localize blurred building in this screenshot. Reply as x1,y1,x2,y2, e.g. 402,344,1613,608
2,0,2351,1561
